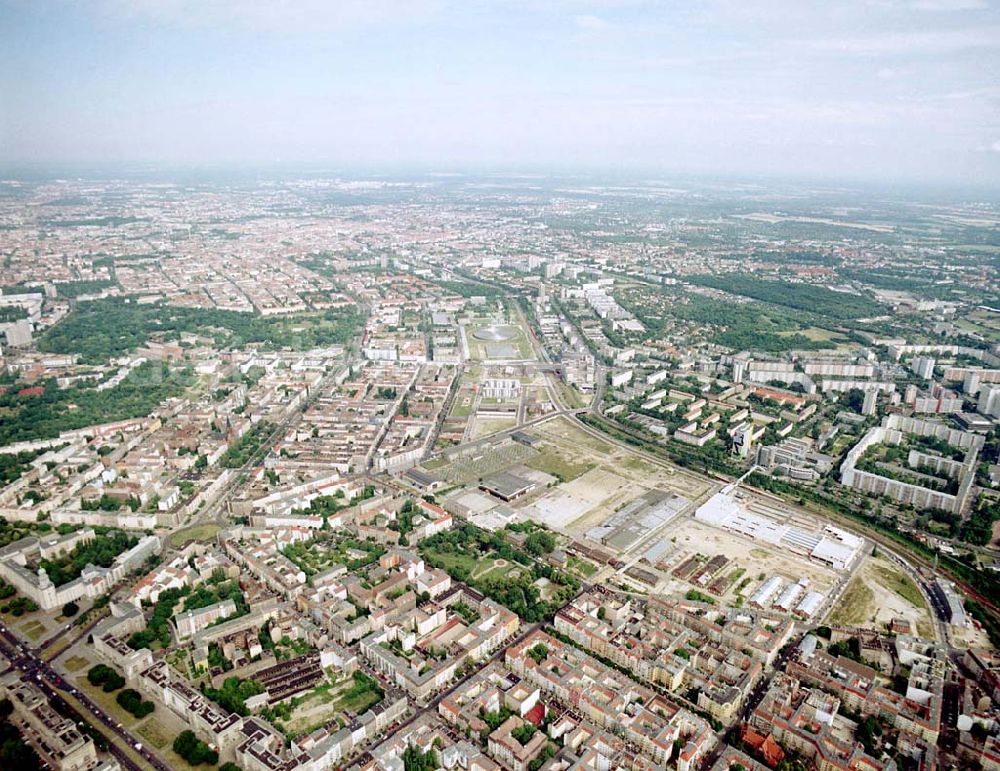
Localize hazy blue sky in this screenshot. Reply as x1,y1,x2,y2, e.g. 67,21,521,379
1,0,998,185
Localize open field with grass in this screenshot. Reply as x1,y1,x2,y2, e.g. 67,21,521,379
872,563,926,608
957,312,1000,342
169,522,221,547
137,718,171,749
336,677,382,714
64,655,89,672
470,417,516,440
162,746,206,771
429,441,534,485
552,379,586,409
830,557,934,636
421,549,478,576
535,419,613,455
532,416,714,502
473,558,526,583
75,672,143,728
567,555,599,578
272,675,381,738
523,448,594,482
19,619,47,641
779,326,851,343
828,576,875,626
449,396,476,418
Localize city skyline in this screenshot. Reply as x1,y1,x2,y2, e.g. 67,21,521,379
2,0,999,186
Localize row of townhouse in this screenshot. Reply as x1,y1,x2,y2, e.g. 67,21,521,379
747,674,890,771
553,591,764,723
787,646,943,744
505,630,715,771
439,661,665,771
360,584,519,702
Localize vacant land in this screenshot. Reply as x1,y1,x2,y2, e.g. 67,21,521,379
465,319,534,361
552,379,586,409
524,448,594,482
668,518,841,600
830,557,935,636
430,442,534,486
526,467,636,531
871,563,925,608
169,523,221,547
470,417,516,440
567,555,599,578
828,576,876,626
536,419,613,455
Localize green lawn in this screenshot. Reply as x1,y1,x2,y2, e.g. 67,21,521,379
828,577,875,626
524,450,593,482
75,675,141,728
475,563,525,583
332,673,384,714
136,718,171,749
553,380,586,410
450,401,475,418
169,523,221,547
873,562,927,609
422,549,478,576
567,556,599,578
337,686,382,714
471,418,516,439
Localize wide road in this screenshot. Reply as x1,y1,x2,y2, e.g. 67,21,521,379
0,620,166,771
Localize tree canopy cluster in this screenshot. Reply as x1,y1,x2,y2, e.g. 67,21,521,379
420,523,579,623
40,530,138,587
128,586,188,650
689,274,884,321
39,296,363,364
182,578,247,619
87,664,126,692
402,745,438,771
0,447,57,487
116,688,154,718
219,421,275,469
0,698,43,771
202,676,264,716
0,362,192,444
173,730,218,766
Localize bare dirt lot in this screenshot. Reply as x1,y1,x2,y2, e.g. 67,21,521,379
662,517,841,601
827,556,934,637
524,467,638,531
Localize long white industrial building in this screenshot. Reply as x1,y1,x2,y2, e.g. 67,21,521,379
694,492,863,571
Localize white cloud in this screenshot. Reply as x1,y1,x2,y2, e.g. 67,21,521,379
574,14,611,30
96,0,444,31
796,26,1000,55
909,0,988,11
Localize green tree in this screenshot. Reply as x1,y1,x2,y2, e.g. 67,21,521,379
173,730,218,766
